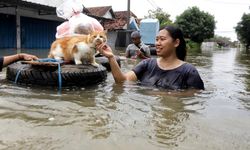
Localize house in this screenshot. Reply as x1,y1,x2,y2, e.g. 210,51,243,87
0,0,140,49
85,6,115,26
104,11,139,30
84,6,118,48
85,7,140,48
104,11,140,47
0,0,63,49
104,11,139,47
84,6,140,48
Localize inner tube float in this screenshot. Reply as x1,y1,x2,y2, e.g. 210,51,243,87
6,56,120,87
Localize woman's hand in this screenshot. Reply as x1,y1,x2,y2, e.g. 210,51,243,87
3,53,38,67
19,53,38,61
96,43,114,59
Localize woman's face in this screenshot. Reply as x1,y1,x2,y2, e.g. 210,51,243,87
155,29,179,57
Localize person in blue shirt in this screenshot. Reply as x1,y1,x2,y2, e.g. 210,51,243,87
96,25,204,90
126,31,151,59
0,53,38,72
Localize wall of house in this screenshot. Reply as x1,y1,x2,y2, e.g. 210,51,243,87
115,30,133,48
0,13,61,49
107,31,117,50
103,12,113,19
0,3,63,49
0,0,67,50
0,14,16,48
21,16,61,49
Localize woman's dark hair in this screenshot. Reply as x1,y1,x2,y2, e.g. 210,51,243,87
163,26,186,61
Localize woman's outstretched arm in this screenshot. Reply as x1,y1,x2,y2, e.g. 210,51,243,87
96,43,137,83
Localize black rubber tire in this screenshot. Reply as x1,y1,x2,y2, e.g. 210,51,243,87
95,56,121,71
6,62,107,87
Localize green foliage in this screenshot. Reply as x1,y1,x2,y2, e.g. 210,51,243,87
186,39,201,51
145,8,173,28
175,6,216,43
235,13,250,49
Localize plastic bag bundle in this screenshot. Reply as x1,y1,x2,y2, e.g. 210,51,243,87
55,0,103,38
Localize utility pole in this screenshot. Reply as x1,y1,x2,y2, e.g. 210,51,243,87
125,0,131,47
127,0,130,30
15,6,21,53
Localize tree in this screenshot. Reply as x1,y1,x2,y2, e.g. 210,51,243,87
175,6,215,43
145,8,173,28
235,13,250,49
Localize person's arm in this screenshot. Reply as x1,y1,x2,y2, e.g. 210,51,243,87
125,45,130,58
3,53,38,67
136,51,148,59
137,45,151,59
96,43,137,83
186,66,204,90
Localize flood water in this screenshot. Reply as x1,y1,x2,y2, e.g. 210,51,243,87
0,47,250,150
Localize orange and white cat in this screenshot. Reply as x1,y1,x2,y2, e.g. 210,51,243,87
48,31,107,67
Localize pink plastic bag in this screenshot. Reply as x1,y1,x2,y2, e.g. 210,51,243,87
55,0,103,38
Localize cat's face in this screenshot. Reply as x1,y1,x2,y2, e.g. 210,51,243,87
89,31,107,46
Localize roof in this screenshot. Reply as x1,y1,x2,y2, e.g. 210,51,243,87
87,6,115,18
104,11,139,30
21,0,63,7
114,11,137,19
0,0,56,14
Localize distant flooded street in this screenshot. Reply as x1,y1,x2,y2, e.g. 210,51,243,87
0,47,250,150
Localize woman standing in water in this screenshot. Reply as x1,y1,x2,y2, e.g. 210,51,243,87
96,25,204,90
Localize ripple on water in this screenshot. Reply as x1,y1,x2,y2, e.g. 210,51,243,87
0,48,250,149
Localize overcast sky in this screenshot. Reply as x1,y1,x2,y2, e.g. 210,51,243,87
83,0,250,41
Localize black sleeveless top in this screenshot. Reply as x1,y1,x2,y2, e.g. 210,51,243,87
132,58,204,90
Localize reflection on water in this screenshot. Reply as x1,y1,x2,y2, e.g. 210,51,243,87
0,48,250,149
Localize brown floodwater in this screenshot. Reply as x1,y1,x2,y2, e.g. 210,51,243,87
0,47,249,150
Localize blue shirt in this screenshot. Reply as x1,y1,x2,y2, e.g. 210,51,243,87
132,58,204,90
